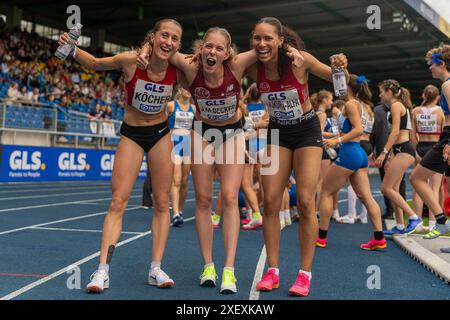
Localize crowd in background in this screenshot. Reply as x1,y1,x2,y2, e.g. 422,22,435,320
0,26,125,121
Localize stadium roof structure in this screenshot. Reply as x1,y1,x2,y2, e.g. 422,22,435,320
2,0,449,101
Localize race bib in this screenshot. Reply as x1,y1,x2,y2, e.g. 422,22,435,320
261,89,303,121
249,109,266,124
361,113,374,134
331,118,340,134
197,96,237,121
416,114,438,133
174,111,194,130
131,79,173,114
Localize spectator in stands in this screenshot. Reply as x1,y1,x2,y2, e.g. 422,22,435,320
0,27,125,135
18,85,34,105
6,82,19,105
71,70,81,84
102,105,113,121
31,88,41,104
88,103,103,120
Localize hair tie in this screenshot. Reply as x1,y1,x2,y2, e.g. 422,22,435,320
431,52,444,65
357,75,371,86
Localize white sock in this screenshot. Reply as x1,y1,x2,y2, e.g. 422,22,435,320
279,211,284,220
150,261,161,271
205,262,214,269
360,205,367,219
347,185,357,219
396,224,405,230
98,263,109,273
283,210,290,220
410,214,419,220
429,220,436,229
299,270,312,280
224,266,234,273
333,209,340,217
268,267,279,276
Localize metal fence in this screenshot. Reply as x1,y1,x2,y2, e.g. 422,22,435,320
0,100,122,148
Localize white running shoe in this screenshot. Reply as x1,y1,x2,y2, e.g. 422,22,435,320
148,267,175,288
355,215,368,224
86,269,109,293
336,215,355,224
415,224,430,234
331,210,340,221
284,211,292,226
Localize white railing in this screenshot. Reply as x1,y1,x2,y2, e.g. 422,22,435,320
0,101,122,148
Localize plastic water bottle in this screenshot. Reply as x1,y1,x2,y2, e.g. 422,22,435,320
330,55,347,97
55,23,83,60
325,147,338,160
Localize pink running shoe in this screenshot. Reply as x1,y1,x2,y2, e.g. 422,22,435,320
255,269,279,291
288,272,310,297
360,237,387,251
315,237,327,248
241,218,251,225
242,219,263,230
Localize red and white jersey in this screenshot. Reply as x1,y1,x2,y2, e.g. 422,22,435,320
189,64,241,122
257,62,310,126
125,64,177,114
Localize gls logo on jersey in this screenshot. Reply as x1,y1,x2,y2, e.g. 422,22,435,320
205,100,226,106
267,92,287,101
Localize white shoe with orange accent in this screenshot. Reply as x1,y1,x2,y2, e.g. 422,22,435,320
148,267,175,288
86,269,109,293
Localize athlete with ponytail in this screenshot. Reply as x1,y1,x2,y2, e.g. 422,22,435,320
60,19,185,293
410,44,450,242
410,85,444,231
376,80,423,236
244,17,349,296
316,74,385,251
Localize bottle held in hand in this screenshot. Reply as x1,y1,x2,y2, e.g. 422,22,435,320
55,23,83,61
325,147,338,160
330,54,347,97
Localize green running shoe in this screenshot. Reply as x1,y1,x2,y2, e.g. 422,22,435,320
200,264,217,287
423,220,450,239
220,268,237,294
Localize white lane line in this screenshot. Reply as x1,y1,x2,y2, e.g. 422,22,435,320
0,181,111,186
249,245,267,301
0,194,141,213
0,195,206,236
0,216,196,300
0,206,142,236
0,190,117,201
76,202,110,206
248,193,388,300
30,226,143,235
0,185,113,195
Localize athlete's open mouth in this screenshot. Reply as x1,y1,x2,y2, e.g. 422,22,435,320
257,48,271,57
161,46,172,53
206,58,216,66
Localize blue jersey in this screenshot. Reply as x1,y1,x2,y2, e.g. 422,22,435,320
247,102,266,124
440,78,450,116
168,100,194,130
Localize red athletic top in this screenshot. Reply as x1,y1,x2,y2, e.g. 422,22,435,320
125,63,177,114
257,62,310,126
189,64,241,122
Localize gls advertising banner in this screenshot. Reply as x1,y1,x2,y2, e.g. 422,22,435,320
0,145,147,182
